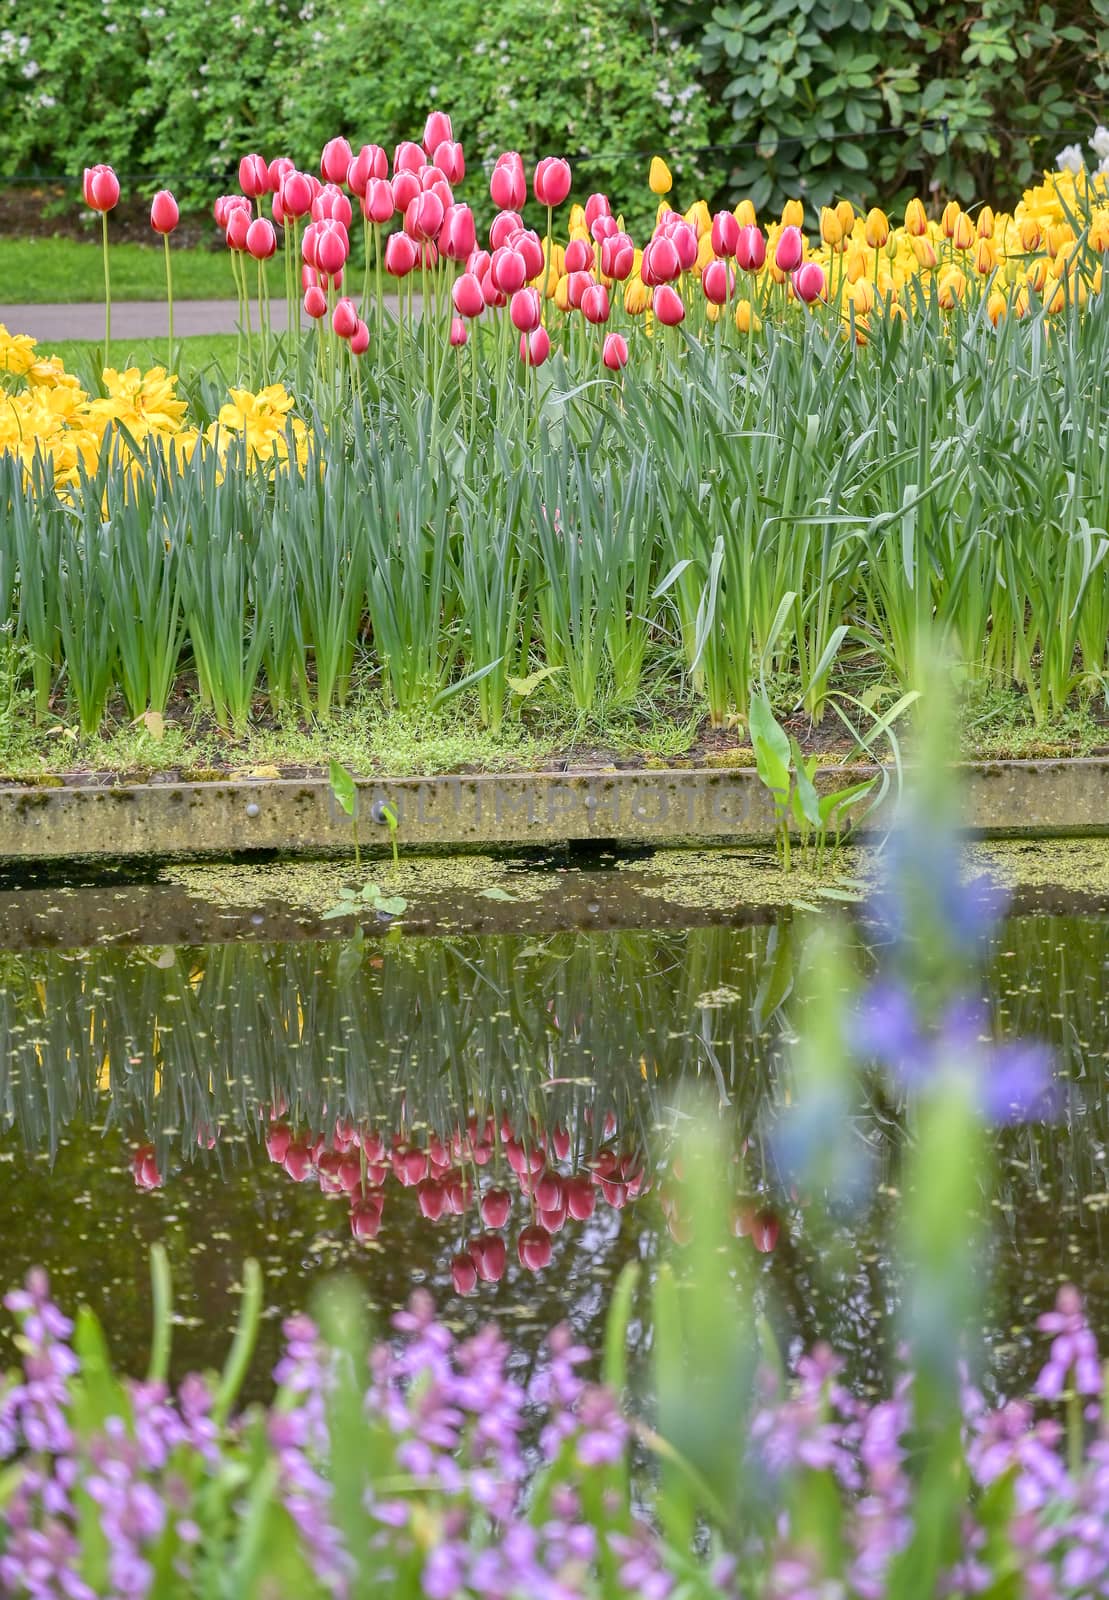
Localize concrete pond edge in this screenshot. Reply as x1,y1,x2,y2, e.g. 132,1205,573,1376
0,758,1105,861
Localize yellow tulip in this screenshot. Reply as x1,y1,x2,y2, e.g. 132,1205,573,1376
835,198,855,235
820,206,843,247
986,289,1007,325
623,276,650,315
695,232,715,272
734,298,761,334
937,265,966,308
973,238,997,275
1088,209,1109,253
685,199,712,237
1042,274,1065,313
849,278,876,314
845,247,869,284
1014,285,1031,318
843,310,870,346
940,200,962,238
1018,217,1042,253
911,235,939,269
553,274,571,312
781,198,805,229
863,207,890,248
1025,258,1048,292
655,200,675,228
705,300,721,323
1047,222,1075,255
904,197,928,237
734,198,757,228
951,212,976,251
649,157,672,196
568,204,586,233
976,205,995,239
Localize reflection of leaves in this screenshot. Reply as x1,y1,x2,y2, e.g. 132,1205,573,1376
336,930,365,984
322,883,407,921
479,887,517,902
754,921,795,1029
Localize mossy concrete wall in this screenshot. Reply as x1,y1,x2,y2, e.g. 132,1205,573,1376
0,759,1104,861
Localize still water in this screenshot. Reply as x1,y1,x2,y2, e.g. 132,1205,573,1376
0,848,1106,1401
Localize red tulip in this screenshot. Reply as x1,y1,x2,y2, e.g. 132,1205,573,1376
533,1170,564,1211
519,327,551,366
419,167,453,211
701,259,734,305
83,164,120,212
774,225,804,273
509,227,545,280
238,153,269,198
534,156,572,208
640,235,680,286
467,246,491,279
422,110,453,155
517,1224,553,1271
711,210,740,257
601,233,635,281
439,203,476,262
280,171,314,220
490,245,527,294
449,315,467,346
313,184,353,227
272,191,286,227
551,1127,572,1162
565,1174,596,1219
489,210,524,251
131,1144,162,1190
265,1123,292,1164
469,1232,507,1283
602,332,629,370
347,143,387,196
584,193,611,230
404,191,444,244
451,1252,478,1294
581,283,611,324
735,224,766,273
321,136,353,185
246,217,278,259
332,296,358,338
391,169,421,213
317,1150,344,1194
393,140,425,175
150,189,179,235
653,284,685,325
452,271,485,318
490,155,526,212
667,220,699,271
225,207,251,251
350,1199,382,1241
566,270,593,310
563,237,593,274
480,1186,512,1228
361,178,395,225
539,1203,567,1233
417,1179,446,1220
751,1208,780,1253
433,140,465,185
591,214,619,246
316,221,349,276
792,261,826,303
213,194,247,228
284,1141,315,1180
510,287,542,331
481,268,506,308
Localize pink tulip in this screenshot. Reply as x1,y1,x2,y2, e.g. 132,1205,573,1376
751,1208,780,1253
238,153,269,198
581,282,611,324
533,1170,563,1212
490,245,527,294
393,139,425,175
213,194,244,228
584,193,611,230
384,233,419,278
225,207,251,251
601,232,635,281
710,210,738,257
131,1144,162,1190
701,259,734,305
417,1179,446,1220
534,156,572,208
653,283,686,325
439,202,476,262
469,1232,507,1283
284,1141,314,1181
150,189,179,235
792,261,826,303
510,286,542,331
391,169,421,213
280,171,314,220
467,246,491,278
246,217,277,259
519,327,551,366
313,183,353,227
640,235,680,286
83,164,120,212
422,109,453,155
268,155,295,193
490,154,526,211
265,1124,292,1163
735,224,766,273
347,143,387,196
517,1224,553,1271
509,227,544,280
449,315,467,346
433,139,465,185
774,225,804,273
481,268,506,308
316,220,349,276
419,166,454,210
489,210,523,250
272,191,286,227
566,270,593,310
480,1186,512,1228
451,1253,478,1294
404,191,444,243
667,219,699,271
332,296,358,338
350,1200,381,1241
563,237,592,274
452,272,485,318
320,136,353,185
591,212,618,245
565,1174,596,1219
361,178,395,225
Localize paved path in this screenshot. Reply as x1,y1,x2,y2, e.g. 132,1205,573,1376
2,295,412,342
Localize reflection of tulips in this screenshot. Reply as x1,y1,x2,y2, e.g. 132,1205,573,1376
130,1145,162,1190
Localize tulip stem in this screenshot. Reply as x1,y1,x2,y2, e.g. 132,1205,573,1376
101,210,111,371
543,204,553,325
163,231,173,375
257,255,268,382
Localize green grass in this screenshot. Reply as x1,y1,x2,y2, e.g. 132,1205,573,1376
46,334,239,381
0,236,246,302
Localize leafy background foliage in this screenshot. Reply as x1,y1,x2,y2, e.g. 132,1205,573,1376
0,0,1107,215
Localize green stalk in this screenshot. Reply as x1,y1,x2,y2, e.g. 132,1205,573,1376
101,209,111,369
162,232,174,374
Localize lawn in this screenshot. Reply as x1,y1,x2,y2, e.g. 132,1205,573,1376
46,333,240,380
0,235,242,301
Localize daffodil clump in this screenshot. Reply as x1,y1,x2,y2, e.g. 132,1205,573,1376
0,325,306,488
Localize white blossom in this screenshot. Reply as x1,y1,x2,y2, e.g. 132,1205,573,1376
1056,143,1084,175
1090,124,1109,162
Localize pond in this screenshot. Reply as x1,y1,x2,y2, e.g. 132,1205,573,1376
0,841,1107,1404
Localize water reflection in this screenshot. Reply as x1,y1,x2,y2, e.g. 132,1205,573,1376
0,912,1106,1398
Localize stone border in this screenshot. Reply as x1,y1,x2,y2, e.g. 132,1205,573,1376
0,759,1105,860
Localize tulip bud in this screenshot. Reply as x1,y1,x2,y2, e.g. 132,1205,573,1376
534,156,572,208
392,141,424,179
238,153,269,199
665,219,698,270
519,326,551,366
648,156,672,196
449,314,468,347
439,202,476,262
422,109,453,156
904,197,928,237
602,332,628,370
819,206,843,248
347,144,388,196
510,286,542,331
581,282,611,324
591,212,619,246
246,217,278,260
509,227,545,281
951,211,976,251
711,210,740,257
225,207,251,251
303,285,327,319
1019,216,1042,253
640,235,680,286
150,189,179,235
348,318,368,355
792,261,826,303
622,275,649,315
565,270,593,309
734,198,757,229
941,200,962,239
734,298,761,334
313,184,353,227
490,245,527,294
835,199,855,235
433,140,465,185
863,207,890,249
601,232,635,281
911,235,938,269
404,191,444,243
316,221,349,276
701,259,734,305
469,1232,507,1282
490,154,527,211
268,156,294,194
735,225,766,273
452,271,485,318
272,191,286,227
320,136,353,186
774,225,804,273
973,237,997,276
83,164,120,212
781,198,805,230
986,289,1007,326
653,283,685,325
976,204,995,239
384,231,419,277
361,178,394,225
517,1224,553,1270
280,171,314,220
561,237,591,276
584,193,612,231
331,297,358,339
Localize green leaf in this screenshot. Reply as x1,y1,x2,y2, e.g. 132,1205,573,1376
478,886,517,901
748,689,792,809
507,664,561,697
328,758,358,819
